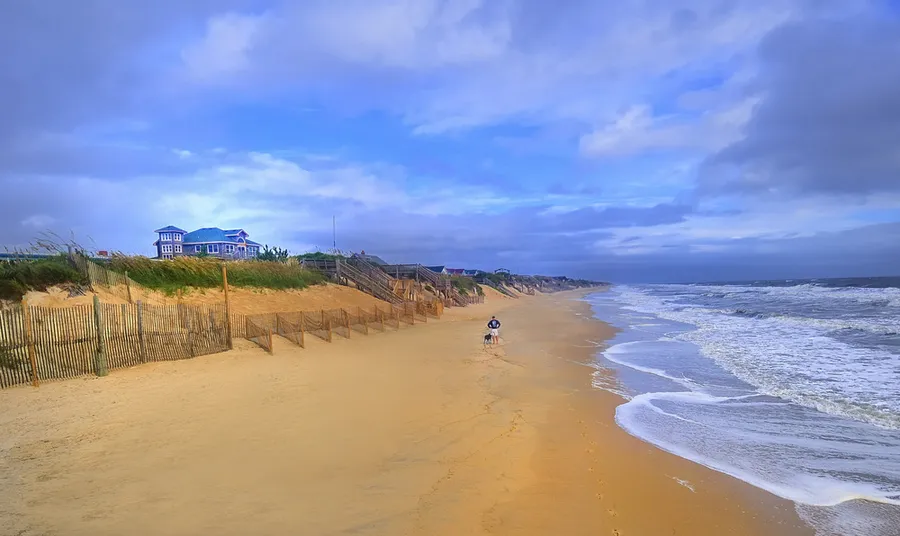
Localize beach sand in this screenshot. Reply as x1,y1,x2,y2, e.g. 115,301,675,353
0,291,812,535
19,283,393,315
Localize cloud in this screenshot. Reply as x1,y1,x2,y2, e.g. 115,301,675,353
176,0,814,133
0,0,896,283
702,15,900,196
181,12,265,82
578,99,757,157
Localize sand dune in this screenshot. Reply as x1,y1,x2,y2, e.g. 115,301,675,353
19,283,392,315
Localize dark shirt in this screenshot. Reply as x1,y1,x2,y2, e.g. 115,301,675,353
488,319,501,329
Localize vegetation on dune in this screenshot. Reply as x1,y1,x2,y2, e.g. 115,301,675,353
295,252,343,261
257,245,290,262
450,275,483,296
0,255,87,301
108,256,326,295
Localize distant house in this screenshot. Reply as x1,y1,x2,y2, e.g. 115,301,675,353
462,269,478,277
426,266,448,275
446,268,465,276
153,226,262,260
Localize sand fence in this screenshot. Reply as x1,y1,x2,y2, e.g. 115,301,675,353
0,298,444,389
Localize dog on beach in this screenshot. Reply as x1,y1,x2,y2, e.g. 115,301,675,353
483,333,493,346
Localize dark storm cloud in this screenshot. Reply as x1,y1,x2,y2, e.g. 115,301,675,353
290,202,690,274
556,222,900,283
703,16,900,196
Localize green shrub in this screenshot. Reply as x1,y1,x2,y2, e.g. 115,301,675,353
108,256,326,295
0,256,86,300
295,252,343,261
450,275,483,296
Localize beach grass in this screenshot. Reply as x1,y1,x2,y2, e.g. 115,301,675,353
450,275,483,296
0,255,88,301
109,256,326,295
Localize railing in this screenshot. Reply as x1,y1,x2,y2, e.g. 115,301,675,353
337,260,404,305
347,256,395,289
301,259,403,305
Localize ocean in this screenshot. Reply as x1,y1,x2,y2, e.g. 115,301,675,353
585,277,900,536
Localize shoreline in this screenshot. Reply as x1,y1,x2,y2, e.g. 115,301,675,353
0,290,812,535
485,290,812,535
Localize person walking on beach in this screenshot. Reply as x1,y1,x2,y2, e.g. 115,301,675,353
487,316,501,345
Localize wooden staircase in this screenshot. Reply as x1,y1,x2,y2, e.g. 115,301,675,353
301,259,404,305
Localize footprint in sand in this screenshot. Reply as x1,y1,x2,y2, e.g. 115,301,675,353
596,493,605,501
612,530,622,536
607,508,618,517
585,448,595,454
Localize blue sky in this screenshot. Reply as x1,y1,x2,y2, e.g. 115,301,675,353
2,0,899,282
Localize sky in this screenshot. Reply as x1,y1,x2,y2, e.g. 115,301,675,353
2,0,899,283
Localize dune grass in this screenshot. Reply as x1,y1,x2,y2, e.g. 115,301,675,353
109,256,326,295
0,256,87,301
450,275,483,296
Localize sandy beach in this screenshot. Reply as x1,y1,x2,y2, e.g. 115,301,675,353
0,290,812,536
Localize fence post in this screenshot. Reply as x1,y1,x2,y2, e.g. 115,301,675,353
344,309,350,339
359,306,368,335
267,329,274,355
125,271,133,304
21,299,39,387
299,313,305,347
222,264,233,350
323,310,332,342
379,307,384,331
137,300,146,363
92,295,108,377
187,312,195,357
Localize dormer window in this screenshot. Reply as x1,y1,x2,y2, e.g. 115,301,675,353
173,234,182,242
160,233,171,241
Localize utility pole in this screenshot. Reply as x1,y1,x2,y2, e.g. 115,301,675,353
333,215,336,250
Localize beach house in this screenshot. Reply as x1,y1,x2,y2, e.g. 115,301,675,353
153,226,262,260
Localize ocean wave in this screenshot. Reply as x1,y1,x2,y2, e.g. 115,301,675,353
602,342,701,392
607,286,900,430
616,391,900,507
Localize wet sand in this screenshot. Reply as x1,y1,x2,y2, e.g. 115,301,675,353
0,290,811,535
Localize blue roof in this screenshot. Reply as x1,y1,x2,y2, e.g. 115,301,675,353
154,225,186,233
182,227,261,245
425,265,446,273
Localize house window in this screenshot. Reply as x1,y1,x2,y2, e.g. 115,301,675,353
173,234,182,242
195,245,202,253
160,233,171,241
174,244,182,253
224,244,235,254
207,244,219,254
161,244,173,253
162,254,173,260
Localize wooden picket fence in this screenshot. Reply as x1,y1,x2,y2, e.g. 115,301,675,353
1,297,446,389
0,299,229,389
70,251,169,306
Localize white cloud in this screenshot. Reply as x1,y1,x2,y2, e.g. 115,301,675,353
176,1,822,135
181,12,265,82
21,214,56,228
579,95,759,158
